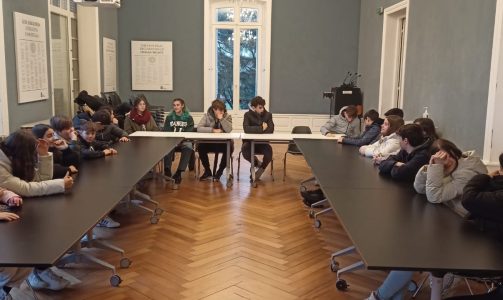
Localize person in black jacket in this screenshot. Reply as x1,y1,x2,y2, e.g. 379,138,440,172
338,109,381,147
91,109,130,148
462,152,503,223
241,96,274,180
378,124,431,182
72,121,117,160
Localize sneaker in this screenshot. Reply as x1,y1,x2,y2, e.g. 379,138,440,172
199,169,212,181
255,167,266,180
27,271,49,290
365,291,379,300
96,215,120,228
429,273,455,296
173,170,183,185
34,268,70,291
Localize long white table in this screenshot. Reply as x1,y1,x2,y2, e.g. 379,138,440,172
130,131,341,187
131,131,241,187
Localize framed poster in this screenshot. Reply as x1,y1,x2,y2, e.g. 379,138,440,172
103,37,117,92
131,40,172,91
14,12,49,103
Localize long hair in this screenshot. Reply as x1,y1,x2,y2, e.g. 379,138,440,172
0,130,38,181
414,118,439,140
383,115,404,137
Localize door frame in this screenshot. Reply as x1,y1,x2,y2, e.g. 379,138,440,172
484,0,503,165
378,0,409,114
0,0,9,135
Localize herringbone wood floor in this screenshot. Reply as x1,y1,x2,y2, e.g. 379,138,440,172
34,144,485,300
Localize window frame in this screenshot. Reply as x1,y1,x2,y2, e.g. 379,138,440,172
204,0,272,113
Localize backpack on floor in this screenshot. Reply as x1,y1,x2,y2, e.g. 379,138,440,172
299,178,325,207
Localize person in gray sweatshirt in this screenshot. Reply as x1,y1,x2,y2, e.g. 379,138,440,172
320,105,361,137
197,99,233,181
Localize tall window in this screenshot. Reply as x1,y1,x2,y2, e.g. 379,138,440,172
49,0,79,116
205,0,271,112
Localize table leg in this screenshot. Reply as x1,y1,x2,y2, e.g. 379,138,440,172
251,141,257,187
226,140,232,187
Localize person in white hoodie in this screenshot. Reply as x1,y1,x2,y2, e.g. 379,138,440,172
0,130,74,293
320,105,361,137
359,115,404,163
414,138,488,217
366,139,488,300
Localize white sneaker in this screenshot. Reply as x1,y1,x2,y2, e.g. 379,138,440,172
365,291,379,300
429,273,455,296
96,215,120,228
27,271,49,290
35,268,70,291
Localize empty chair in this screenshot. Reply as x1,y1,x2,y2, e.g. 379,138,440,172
283,126,311,181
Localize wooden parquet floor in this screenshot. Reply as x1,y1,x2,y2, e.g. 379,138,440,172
33,144,484,300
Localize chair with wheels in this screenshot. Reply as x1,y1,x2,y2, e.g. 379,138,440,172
283,126,312,181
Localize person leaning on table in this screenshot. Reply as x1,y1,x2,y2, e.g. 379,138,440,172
320,105,361,138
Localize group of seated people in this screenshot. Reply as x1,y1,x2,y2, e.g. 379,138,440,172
0,95,501,299
0,93,277,299
320,105,502,299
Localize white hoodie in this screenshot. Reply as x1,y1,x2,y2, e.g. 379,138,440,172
360,132,401,158
0,149,65,197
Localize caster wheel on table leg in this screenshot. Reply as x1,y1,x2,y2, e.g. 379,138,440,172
150,216,159,224
314,219,322,228
120,257,132,268
110,275,122,287
336,279,348,290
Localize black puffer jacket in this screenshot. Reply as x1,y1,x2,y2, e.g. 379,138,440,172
243,108,274,134
462,174,503,223
378,140,432,182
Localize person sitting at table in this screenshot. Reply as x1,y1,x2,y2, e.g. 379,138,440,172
0,130,73,292
414,117,439,142
197,99,233,181
338,109,381,147
91,109,130,146
73,121,118,160
378,124,431,182
163,98,195,185
241,96,274,181
72,121,120,229
414,138,487,217
359,115,404,162
320,105,361,137
462,152,503,223
124,94,159,134
384,107,404,118
366,140,487,300
50,115,81,166
32,124,79,179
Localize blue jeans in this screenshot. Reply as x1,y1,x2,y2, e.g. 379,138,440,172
0,268,31,290
376,271,414,300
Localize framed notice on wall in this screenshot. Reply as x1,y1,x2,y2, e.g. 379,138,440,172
131,40,172,91
103,37,117,92
13,12,49,103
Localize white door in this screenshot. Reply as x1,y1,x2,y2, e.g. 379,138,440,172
485,0,503,164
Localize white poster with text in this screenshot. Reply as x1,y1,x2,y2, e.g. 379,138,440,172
14,12,49,103
103,37,117,92
131,41,172,91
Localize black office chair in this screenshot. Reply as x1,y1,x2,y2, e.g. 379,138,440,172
237,151,274,181
283,126,312,181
